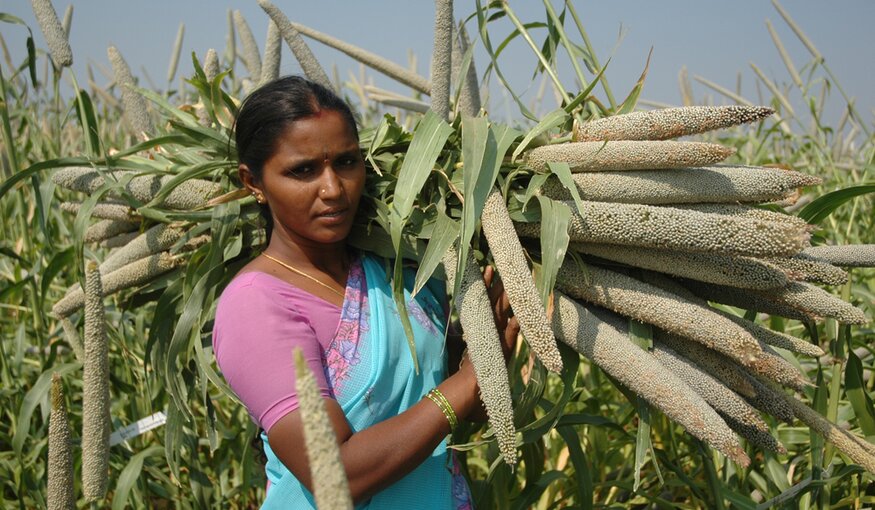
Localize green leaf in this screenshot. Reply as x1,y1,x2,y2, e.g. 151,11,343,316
845,348,875,436
534,196,570,306
26,36,37,87
546,162,585,216
384,112,451,371
797,183,875,224
142,160,226,209
512,470,568,510
39,247,74,309
0,13,29,25
629,320,662,492
413,210,459,296
521,173,549,210
696,439,725,510
617,48,652,115
510,108,569,162
112,445,164,510
557,425,593,510
73,88,101,157
457,120,520,291
562,57,611,115
391,256,419,374
13,362,81,456
518,344,580,440
475,0,538,121
0,157,89,200
390,110,452,227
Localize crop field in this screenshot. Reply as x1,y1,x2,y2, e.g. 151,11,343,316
1,1,873,508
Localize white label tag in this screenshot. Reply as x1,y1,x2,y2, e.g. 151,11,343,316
110,412,167,446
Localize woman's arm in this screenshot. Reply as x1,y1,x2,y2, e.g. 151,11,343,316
267,360,479,503
268,265,519,504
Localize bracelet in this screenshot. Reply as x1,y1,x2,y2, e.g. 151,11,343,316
425,388,458,432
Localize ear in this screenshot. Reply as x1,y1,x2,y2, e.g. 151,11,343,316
239,163,263,197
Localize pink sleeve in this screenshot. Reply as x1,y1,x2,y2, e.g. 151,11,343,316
212,275,333,433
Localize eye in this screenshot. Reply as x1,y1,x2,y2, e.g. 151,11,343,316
287,164,315,177
337,153,361,168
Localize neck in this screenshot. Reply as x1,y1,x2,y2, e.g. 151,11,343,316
264,235,350,277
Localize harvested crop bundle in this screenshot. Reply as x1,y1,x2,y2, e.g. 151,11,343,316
517,201,810,257
802,244,875,268
679,279,813,322
765,253,849,286
52,168,222,210
257,0,332,90
82,263,109,501
540,165,820,205
52,253,181,318
754,379,875,472
430,0,453,121
555,262,763,365
573,105,774,141
651,344,769,434
100,223,185,273
753,281,868,324
573,243,790,290
442,247,517,466
552,294,749,465
717,311,824,357
48,374,75,510
60,201,140,222
293,349,353,510
672,203,814,230
288,20,431,95
84,219,140,244
525,140,734,173
482,189,562,372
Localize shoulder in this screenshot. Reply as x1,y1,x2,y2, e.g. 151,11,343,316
213,272,317,352
217,270,324,310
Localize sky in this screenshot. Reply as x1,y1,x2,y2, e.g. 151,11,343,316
3,1,874,128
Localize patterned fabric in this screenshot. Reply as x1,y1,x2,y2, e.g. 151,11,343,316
260,254,473,509
323,260,368,394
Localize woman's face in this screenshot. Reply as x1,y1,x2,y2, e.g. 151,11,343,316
246,109,365,249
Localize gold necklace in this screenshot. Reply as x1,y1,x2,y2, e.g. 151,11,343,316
262,252,345,299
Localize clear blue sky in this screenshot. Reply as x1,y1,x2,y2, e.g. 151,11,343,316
3,1,874,126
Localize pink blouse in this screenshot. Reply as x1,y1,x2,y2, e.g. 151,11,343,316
212,271,340,433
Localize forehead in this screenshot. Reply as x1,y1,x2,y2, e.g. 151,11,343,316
271,110,358,159
289,110,355,141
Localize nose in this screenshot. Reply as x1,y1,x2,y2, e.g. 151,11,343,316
318,166,343,200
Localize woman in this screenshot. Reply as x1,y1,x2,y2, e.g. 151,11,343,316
213,76,518,509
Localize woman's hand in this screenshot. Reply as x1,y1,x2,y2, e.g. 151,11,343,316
482,265,519,360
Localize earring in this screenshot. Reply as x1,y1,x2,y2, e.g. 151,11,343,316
253,192,266,204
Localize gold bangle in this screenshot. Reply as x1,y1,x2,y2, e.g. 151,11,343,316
425,388,458,432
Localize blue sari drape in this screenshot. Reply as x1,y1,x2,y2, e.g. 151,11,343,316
260,254,472,509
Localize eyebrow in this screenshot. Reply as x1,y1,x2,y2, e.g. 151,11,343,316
281,146,360,167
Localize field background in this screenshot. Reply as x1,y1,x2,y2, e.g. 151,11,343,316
1,1,873,508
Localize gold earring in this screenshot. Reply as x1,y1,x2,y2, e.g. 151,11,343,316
253,192,266,204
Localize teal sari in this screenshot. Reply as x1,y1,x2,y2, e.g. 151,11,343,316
260,254,473,509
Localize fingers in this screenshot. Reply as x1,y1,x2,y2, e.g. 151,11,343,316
483,264,494,287
502,316,520,358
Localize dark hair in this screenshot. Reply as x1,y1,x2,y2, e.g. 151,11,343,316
234,76,359,240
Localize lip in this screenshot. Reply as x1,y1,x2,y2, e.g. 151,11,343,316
316,207,349,223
